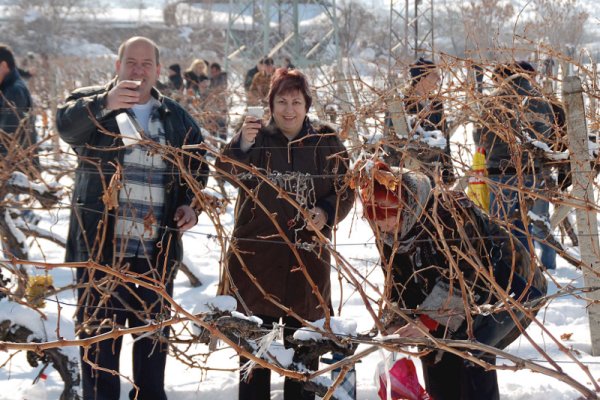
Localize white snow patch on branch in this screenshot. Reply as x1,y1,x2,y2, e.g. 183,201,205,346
528,211,552,231
13,218,66,246
231,311,263,326
264,342,294,367
0,300,45,340
412,126,447,149
293,317,357,342
192,295,237,314
3,210,28,254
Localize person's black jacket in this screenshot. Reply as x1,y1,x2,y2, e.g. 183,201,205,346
382,189,547,350
184,71,209,94
56,80,209,272
404,94,454,183
474,73,554,175
169,74,184,91
244,66,259,92
0,68,37,156
385,87,455,184
210,71,228,90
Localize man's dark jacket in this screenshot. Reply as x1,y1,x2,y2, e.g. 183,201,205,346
56,80,208,272
0,68,37,155
383,190,547,350
474,73,554,175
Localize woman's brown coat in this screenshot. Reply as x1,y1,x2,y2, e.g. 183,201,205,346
216,119,354,320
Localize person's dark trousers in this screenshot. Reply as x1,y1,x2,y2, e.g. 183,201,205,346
422,351,499,400
77,257,173,400
239,316,318,400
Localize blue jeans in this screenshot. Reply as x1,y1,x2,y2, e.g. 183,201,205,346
488,174,539,254
489,173,556,269
531,198,557,269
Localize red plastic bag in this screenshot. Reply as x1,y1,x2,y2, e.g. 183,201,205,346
377,357,432,400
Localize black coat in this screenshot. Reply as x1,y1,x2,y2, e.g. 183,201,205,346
385,87,454,184
0,68,37,155
56,80,208,273
244,66,259,91
184,71,209,95
168,74,184,91
404,93,454,183
383,191,547,350
474,73,554,174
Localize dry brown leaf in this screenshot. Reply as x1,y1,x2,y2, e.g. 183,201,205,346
143,209,157,235
339,113,356,140
560,332,573,341
102,165,122,210
372,168,399,192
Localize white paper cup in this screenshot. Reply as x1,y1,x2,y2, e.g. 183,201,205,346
129,80,142,90
247,106,264,120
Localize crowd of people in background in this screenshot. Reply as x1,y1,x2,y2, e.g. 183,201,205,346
154,54,293,145
0,35,569,400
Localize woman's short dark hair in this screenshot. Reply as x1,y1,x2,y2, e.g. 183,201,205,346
268,68,312,112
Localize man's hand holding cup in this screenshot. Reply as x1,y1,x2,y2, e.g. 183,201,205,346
106,79,142,110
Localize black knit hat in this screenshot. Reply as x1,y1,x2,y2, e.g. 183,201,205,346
493,61,536,80
409,57,436,84
515,60,535,73
169,63,181,74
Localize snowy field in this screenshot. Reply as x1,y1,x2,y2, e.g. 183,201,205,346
0,151,598,399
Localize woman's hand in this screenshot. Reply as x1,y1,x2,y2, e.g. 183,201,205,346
307,207,327,231
240,115,262,147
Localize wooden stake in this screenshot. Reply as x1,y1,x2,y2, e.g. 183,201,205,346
562,76,600,356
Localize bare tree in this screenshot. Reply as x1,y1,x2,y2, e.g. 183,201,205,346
459,0,515,61
7,0,107,53
336,0,378,58
524,0,589,54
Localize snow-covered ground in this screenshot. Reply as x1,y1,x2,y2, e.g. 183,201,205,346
0,149,597,399
0,7,597,392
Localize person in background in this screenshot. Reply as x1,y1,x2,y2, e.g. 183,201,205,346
515,60,558,270
248,56,275,107
216,68,354,400
385,57,454,184
357,161,547,400
404,57,454,184
184,58,209,97
474,62,555,268
167,63,184,91
0,43,40,254
244,57,264,93
0,43,37,162
56,36,208,400
209,62,227,89
206,62,229,141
